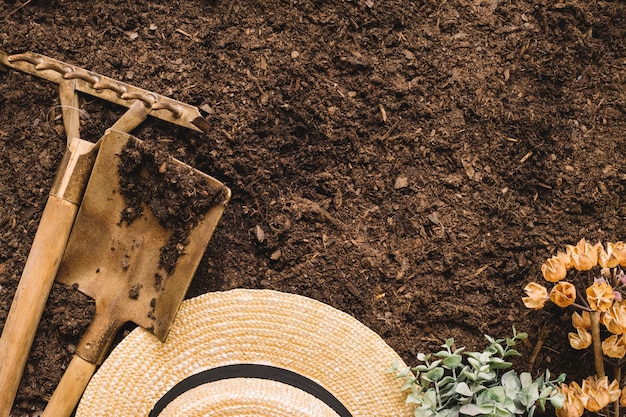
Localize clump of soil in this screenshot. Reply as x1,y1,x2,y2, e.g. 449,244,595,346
117,138,228,273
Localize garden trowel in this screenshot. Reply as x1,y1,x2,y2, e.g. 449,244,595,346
40,130,230,417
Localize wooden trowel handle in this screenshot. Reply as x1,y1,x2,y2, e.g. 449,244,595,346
0,196,78,417
42,311,123,417
41,355,96,417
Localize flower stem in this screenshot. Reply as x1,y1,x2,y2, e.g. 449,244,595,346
590,311,606,377
613,365,621,417
571,302,591,311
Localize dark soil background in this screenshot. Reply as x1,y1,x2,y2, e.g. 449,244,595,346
0,0,625,415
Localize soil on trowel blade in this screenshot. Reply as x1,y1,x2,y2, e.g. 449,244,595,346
117,138,228,274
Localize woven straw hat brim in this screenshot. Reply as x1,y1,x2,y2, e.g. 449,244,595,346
76,289,413,417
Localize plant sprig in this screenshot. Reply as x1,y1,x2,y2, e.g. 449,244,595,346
390,328,565,417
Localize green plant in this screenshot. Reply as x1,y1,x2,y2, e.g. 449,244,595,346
389,329,565,417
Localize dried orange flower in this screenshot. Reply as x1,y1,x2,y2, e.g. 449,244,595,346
568,327,592,350
586,281,614,312
580,375,620,412
598,242,620,268
567,238,598,271
601,334,626,359
556,382,584,417
556,251,573,270
522,282,548,309
542,255,567,282
614,241,626,267
601,301,626,335
550,281,576,308
571,311,591,330
620,386,626,407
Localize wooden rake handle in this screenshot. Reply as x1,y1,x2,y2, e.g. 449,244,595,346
0,81,92,417
0,196,80,417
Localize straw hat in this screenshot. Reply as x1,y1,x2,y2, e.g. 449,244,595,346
76,289,414,417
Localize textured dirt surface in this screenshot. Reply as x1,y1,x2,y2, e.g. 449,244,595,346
0,0,625,415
